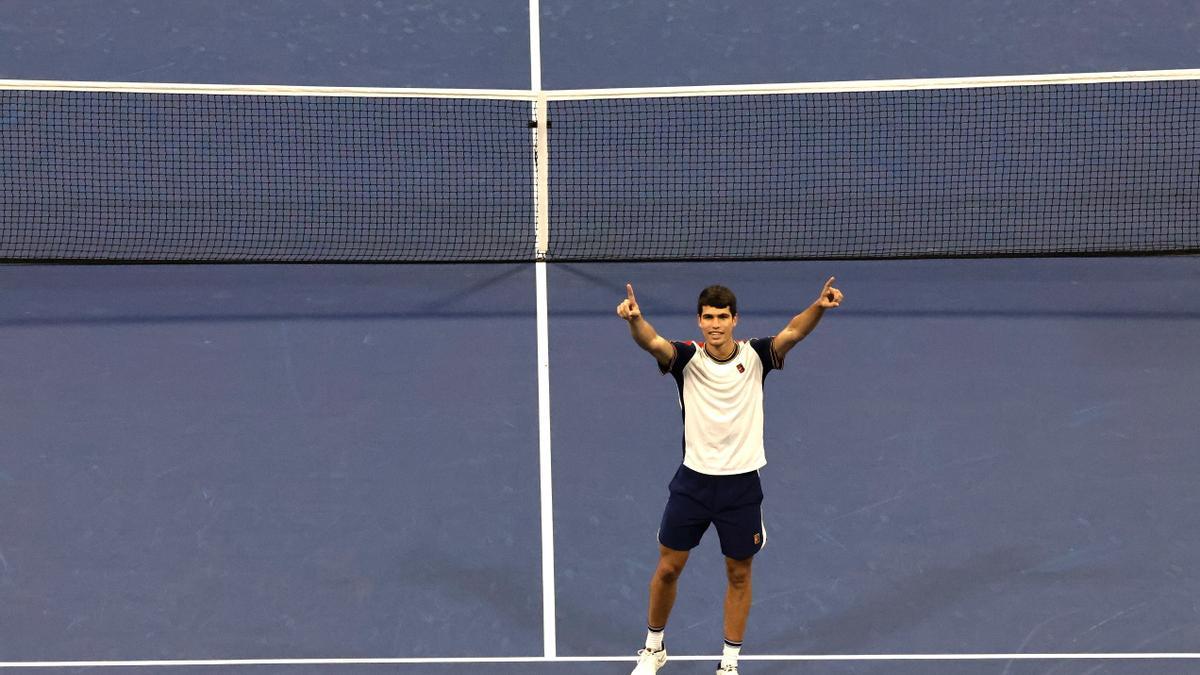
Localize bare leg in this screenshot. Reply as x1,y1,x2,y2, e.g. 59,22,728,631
722,556,754,643
648,544,690,630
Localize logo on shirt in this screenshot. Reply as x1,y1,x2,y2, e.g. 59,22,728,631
753,532,761,545
736,364,745,374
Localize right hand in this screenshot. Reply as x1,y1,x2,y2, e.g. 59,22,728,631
616,283,642,322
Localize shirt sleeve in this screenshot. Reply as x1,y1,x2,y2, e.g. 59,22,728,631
749,337,783,374
660,340,697,376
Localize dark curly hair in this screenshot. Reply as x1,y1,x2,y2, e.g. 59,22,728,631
697,285,737,316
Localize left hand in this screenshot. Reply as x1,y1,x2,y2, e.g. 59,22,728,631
817,277,843,309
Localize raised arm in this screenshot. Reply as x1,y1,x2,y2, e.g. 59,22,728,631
772,277,843,361
617,283,674,368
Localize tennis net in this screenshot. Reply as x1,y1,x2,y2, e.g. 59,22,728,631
0,86,535,262
2,72,1198,262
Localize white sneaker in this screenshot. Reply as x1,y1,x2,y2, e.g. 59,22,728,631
715,664,739,674
630,647,667,674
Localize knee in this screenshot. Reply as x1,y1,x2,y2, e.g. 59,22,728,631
654,560,685,585
725,561,752,590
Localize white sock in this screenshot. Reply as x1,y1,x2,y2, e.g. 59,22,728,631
645,625,665,651
721,640,742,668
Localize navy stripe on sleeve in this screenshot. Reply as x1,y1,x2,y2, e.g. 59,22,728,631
749,337,781,375
661,340,697,377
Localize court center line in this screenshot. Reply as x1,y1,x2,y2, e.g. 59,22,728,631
535,260,556,659
529,0,557,659
4,653,1200,668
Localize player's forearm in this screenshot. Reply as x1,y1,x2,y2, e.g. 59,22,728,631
782,301,826,341
628,315,662,351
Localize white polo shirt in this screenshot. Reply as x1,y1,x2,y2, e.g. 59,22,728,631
661,337,782,475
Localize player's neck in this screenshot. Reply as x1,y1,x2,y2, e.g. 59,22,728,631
704,340,736,361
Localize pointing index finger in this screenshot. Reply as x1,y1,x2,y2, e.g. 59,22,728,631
626,283,637,303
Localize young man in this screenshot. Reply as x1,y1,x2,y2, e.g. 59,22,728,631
617,279,843,675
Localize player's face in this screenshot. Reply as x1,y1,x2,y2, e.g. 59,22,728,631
697,305,737,348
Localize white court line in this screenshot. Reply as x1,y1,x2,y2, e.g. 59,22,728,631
534,260,556,659
528,0,543,93
4,654,1200,668
529,0,557,660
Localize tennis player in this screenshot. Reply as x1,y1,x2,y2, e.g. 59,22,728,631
618,279,842,675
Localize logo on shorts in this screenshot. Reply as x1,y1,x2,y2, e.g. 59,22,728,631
736,364,745,373
753,532,761,545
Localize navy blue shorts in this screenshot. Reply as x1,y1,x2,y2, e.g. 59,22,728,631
658,464,766,560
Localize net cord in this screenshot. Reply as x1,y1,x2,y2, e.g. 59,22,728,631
4,68,1200,101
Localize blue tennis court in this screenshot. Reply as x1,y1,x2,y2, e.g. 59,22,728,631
3,258,1198,673
2,2,1199,674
